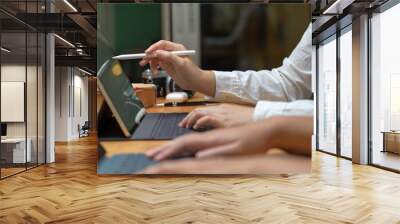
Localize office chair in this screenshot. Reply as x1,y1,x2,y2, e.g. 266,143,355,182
78,121,90,138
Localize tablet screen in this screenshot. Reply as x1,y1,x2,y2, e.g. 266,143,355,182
97,59,144,136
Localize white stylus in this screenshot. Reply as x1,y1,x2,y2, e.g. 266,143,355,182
112,50,196,60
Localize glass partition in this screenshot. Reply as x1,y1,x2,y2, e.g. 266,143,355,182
0,1,46,179
1,31,28,177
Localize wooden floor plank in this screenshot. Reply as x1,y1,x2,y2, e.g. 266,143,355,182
0,135,399,223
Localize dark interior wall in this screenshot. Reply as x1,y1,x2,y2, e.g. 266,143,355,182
201,4,310,71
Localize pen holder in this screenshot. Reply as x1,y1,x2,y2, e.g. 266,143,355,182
132,83,157,108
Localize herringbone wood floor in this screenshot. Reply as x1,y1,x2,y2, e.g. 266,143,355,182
0,135,400,224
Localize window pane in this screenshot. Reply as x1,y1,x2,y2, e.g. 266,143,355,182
318,37,337,154
371,3,400,171
340,29,352,158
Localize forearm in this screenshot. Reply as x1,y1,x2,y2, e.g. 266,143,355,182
261,116,313,156
145,154,310,174
197,70,216,97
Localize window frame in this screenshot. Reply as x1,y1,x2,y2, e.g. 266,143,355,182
315,18,353,160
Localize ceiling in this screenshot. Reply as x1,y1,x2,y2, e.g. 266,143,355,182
2,0,379,73
1,0,98,72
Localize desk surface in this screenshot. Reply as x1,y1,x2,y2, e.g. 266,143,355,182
99,93,310,174
1,138,29,143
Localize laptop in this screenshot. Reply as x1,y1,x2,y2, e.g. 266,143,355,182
97,59,208,140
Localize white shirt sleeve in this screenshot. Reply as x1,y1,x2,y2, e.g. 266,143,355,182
211,24,312,105
253,100,314,121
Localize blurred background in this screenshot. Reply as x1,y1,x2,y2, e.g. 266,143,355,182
97,3,310,82
200,4,309,70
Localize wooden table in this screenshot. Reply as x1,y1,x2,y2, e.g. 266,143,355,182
99,94,311,174
1,138,32,164
381,131,400,154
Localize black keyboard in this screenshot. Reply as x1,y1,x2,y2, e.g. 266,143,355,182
97,152,196,175
97,153,157,174
132,113,193,140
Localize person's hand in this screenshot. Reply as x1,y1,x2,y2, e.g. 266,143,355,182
145,121,275,161
139,40,189,76
179,104,255,129
142,154,311,174
145,116,313,161
139,40,216,96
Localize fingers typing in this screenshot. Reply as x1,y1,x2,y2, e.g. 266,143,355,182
193,115,222,129
185,111,206,129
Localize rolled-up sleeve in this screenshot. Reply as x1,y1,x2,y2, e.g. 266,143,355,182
253,100,314,121
212,69,289,104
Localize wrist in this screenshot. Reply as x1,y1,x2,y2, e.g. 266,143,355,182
259,117,281,150
198,70,216,97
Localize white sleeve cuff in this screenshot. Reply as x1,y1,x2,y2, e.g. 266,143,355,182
253,100,314,121
210,71,252,104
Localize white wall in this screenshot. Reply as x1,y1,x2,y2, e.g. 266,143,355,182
54,67,89,141
71,73,89,139
55,66,69,141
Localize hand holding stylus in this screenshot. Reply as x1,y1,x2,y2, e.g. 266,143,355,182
138,40,216,97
